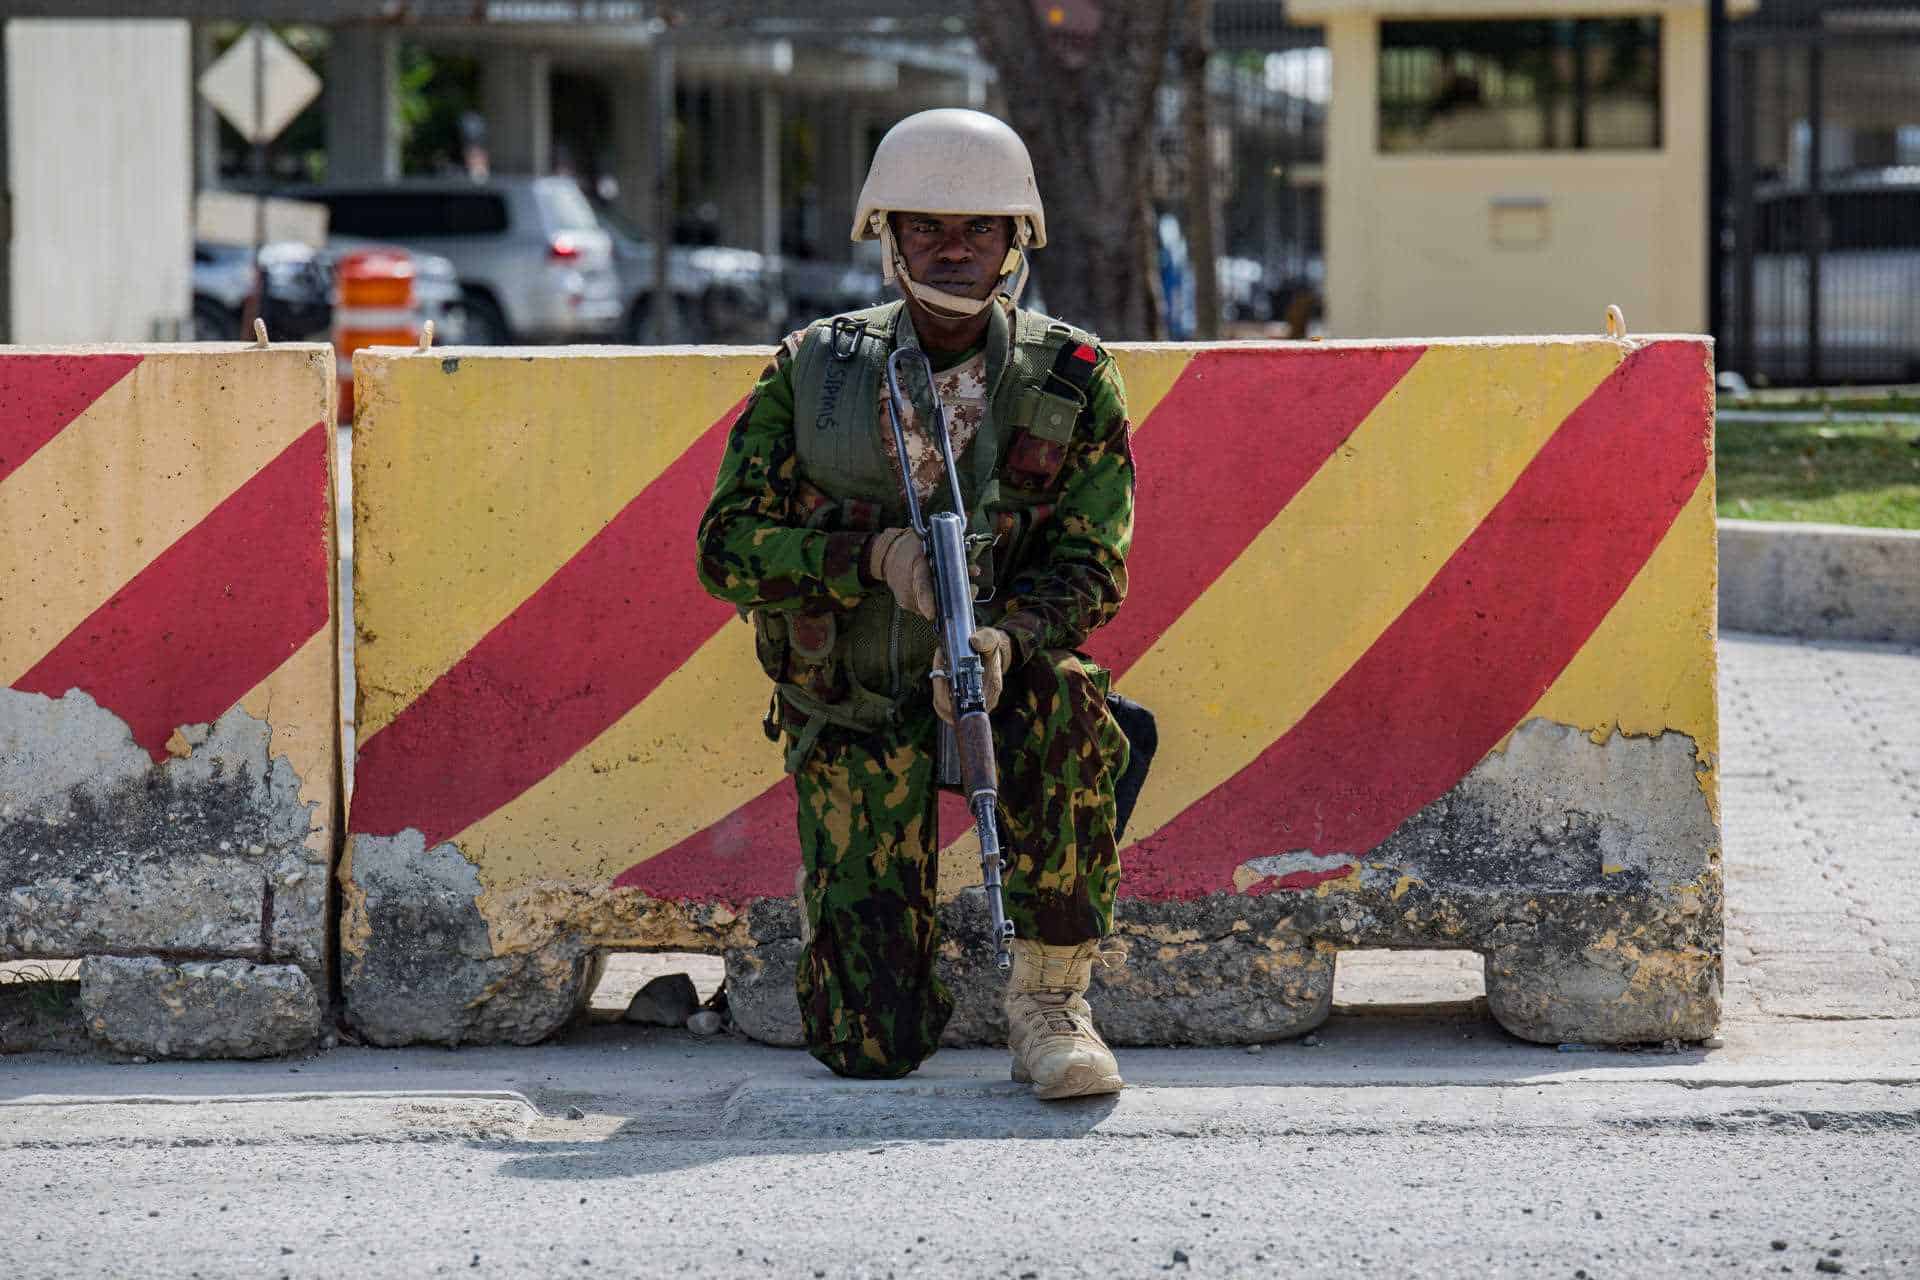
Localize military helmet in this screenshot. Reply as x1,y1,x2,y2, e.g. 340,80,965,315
852,108,1046,247
853,109,1044,318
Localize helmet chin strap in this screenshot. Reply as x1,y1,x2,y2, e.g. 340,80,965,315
876,214,1032,320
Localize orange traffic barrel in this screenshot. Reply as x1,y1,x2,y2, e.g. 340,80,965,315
333,247,420,423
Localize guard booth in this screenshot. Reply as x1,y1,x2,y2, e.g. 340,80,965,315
1290,0,1714,338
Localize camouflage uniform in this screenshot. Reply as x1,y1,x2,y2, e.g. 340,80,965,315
695,304,1134,1079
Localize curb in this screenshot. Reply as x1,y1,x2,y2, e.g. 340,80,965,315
1720,519,1920,644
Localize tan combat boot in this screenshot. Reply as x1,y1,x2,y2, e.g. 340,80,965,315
1004,938,1124,1100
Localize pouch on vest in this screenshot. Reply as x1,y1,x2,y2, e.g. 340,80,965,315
1001,334,1096,494
784,611,843,702
749,608,846,704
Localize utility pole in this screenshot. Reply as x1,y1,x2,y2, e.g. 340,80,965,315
0,23,12,343
240,24,269,335
648,36,675,344
1182,0,1219,338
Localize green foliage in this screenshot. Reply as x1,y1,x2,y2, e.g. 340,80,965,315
398,44,482,176
204,27,481,181
1723,391,1920,416
1718,419,1920,529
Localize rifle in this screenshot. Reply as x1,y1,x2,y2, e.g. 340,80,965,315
882,345,1015,971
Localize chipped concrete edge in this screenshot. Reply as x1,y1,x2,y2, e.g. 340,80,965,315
340,718,1721,1051
0,690,333,1057
1719,519,1920,644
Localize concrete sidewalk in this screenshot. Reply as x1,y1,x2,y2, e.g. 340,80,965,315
5,1014,1916,1142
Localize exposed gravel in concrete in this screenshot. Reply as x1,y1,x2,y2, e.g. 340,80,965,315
78,957,322,1059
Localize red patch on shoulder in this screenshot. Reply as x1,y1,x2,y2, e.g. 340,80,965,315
1072,343,1097,363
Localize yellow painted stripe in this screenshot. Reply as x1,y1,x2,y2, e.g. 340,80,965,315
1526,471,1718,758
236,626,339,853
454,620,779,885
448,348,1203,884
934,340,1627,898
1108,347,1199,428
352,350,769,742
0,349,330,685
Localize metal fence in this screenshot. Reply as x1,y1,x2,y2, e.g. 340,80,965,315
1716,1,1920,386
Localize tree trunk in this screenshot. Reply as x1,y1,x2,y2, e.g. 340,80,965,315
1182,0,1220,339
973,0,1180,340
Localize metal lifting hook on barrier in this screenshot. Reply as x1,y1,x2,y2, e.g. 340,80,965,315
882,345,1016,971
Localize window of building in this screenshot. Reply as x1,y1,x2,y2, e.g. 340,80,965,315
1378,18,1662,154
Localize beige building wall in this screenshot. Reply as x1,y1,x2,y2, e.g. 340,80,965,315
1296,0,1708,338
6,19,193,343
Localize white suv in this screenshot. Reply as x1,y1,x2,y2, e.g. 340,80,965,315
294,176,623,344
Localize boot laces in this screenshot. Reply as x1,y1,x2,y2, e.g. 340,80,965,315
1021,989,1093,1040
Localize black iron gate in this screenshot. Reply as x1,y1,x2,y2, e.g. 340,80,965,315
1715,1,1920,387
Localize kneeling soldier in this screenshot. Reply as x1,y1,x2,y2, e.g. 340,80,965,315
696,109,1134,1099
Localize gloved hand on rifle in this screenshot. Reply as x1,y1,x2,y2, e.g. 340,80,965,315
870,526,982,621
932,627,1012,724
868,527,935,620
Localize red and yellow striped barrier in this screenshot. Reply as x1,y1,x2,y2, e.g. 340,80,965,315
0,345,338,986
344,337,1718,1046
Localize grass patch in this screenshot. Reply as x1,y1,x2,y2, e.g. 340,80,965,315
1717,418,1920,529
1723,390,1920,416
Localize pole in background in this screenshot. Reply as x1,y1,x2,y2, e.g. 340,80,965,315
648,38,675,344
1731,41,1756,384
1182,0,1219,339
1804,39,1823,386
1706,0,1727,368
196,21,316,338
240,24,269,336
0,22,12,344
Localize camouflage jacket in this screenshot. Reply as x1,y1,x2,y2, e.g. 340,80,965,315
695,304,1135,683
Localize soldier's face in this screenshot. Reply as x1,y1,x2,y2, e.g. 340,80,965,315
892,213,1013,300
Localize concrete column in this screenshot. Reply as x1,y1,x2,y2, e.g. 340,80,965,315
482,46,551,175
609,61,653,232
757,87,781,258
191,23,220,191
714,84,780,256
815,101,865,259
324,26,400,183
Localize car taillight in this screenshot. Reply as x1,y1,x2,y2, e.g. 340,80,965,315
549,236,582,261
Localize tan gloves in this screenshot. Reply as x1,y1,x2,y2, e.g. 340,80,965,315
932,627,1013,724
868,527,935,620
869,529,1010,723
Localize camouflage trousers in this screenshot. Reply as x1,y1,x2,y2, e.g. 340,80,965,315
791,648,1129,1080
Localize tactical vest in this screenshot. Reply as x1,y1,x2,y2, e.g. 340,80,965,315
753,298,1100,769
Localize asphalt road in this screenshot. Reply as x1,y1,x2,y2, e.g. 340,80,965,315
8,1122,1915,1280
6,1012,1916,1280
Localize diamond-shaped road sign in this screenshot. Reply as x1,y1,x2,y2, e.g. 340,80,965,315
197,25,321,145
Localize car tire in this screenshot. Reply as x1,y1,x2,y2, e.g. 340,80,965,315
460,290,511,346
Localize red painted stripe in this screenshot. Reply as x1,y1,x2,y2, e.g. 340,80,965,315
612,782,796,898
1123,341,1713,899
1089,346,1427,673
617,346,1426,901
349,403,744,843
0,354,143,485
12,423,331,762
